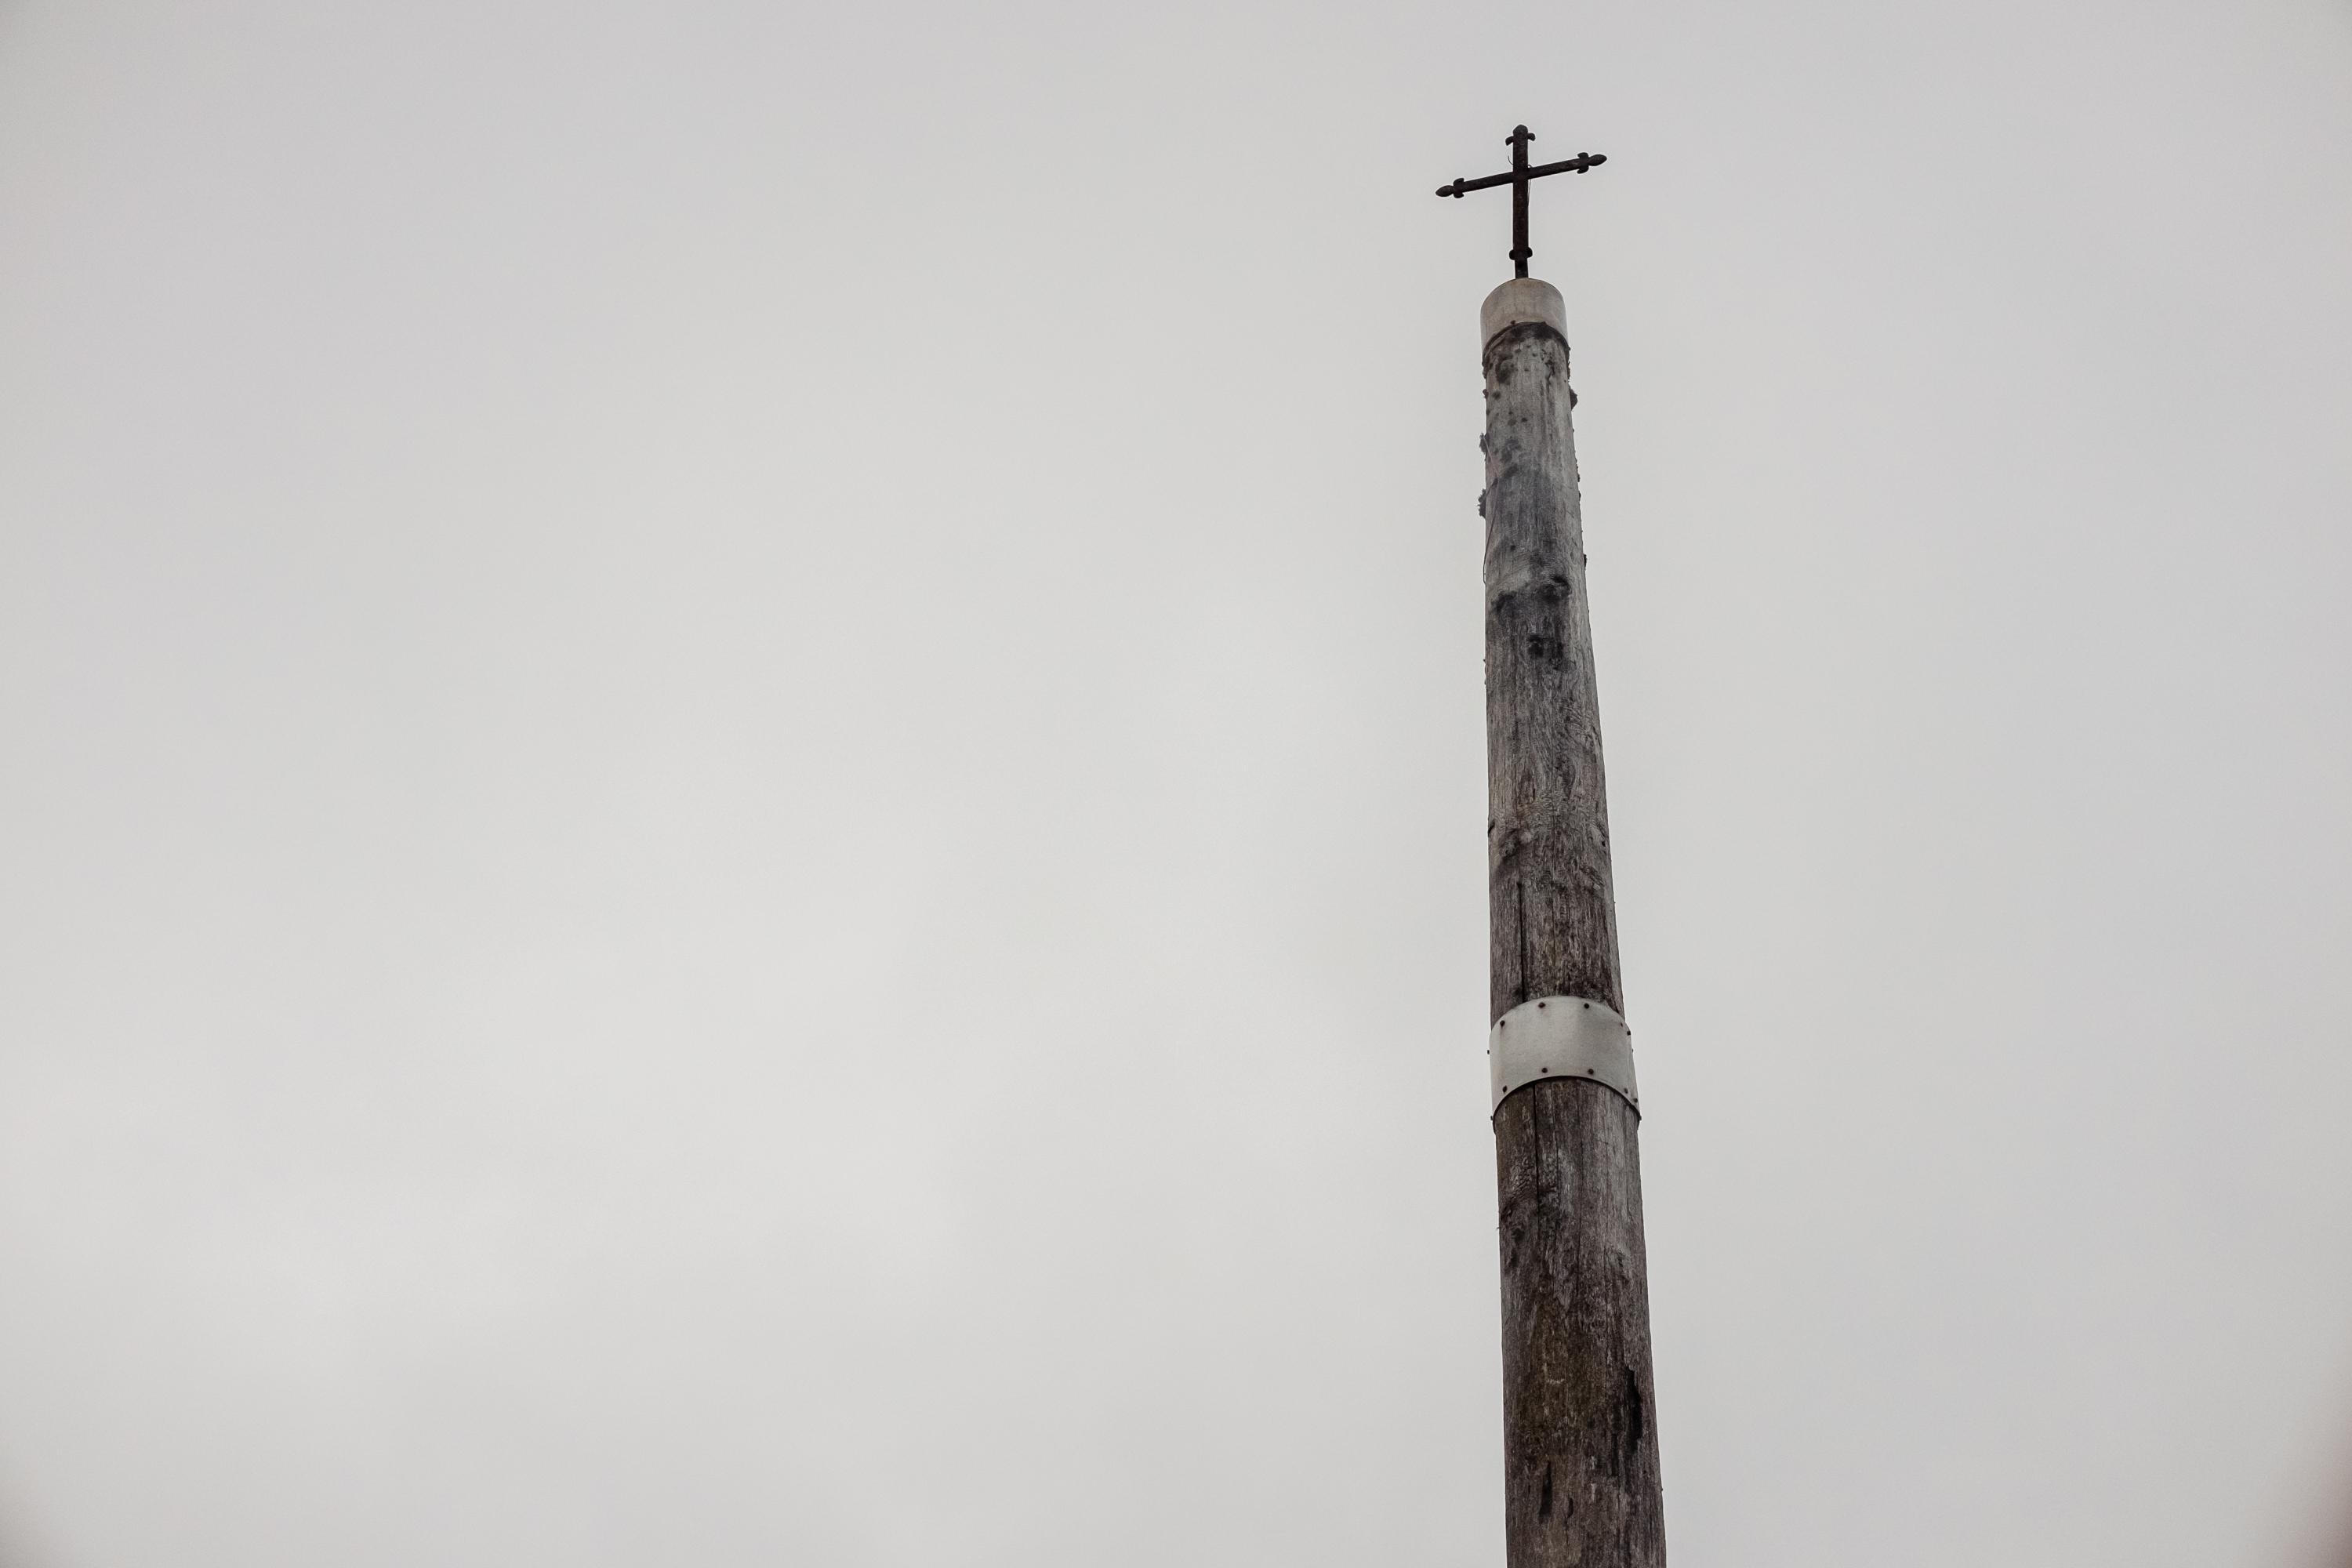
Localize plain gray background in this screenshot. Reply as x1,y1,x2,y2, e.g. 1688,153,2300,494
3,1,2350,1563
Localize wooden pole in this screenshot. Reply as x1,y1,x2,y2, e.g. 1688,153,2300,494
1480,278,1667,1567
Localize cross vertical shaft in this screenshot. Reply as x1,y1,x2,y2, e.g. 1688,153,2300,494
1509,125,1533,277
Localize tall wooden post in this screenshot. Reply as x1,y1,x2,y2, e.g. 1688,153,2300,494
1480,278,1666,1567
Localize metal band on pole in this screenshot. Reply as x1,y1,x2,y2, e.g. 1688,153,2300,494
1489,996,1639,1116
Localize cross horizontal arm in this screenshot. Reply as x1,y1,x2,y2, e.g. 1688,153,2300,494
1434,153,1606,199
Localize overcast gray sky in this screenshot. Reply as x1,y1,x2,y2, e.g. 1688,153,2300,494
4,1,2351,1564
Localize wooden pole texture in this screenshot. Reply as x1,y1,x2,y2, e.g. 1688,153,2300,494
1480,278,1666,1567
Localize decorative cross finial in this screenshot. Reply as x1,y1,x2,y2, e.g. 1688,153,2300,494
1436,125,1606,278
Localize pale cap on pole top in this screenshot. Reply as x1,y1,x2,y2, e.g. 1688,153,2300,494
1481,277,1567,349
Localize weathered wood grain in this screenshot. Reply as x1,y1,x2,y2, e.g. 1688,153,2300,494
1483,301,1666,1568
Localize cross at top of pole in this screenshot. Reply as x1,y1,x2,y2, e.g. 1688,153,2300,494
1436,125,1606,278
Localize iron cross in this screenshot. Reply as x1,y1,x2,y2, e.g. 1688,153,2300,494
1436,125,1606,278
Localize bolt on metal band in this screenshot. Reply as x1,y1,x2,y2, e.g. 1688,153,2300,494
1488,995,1639,1116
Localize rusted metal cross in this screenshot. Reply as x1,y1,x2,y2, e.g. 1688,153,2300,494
1436,125,1606,278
